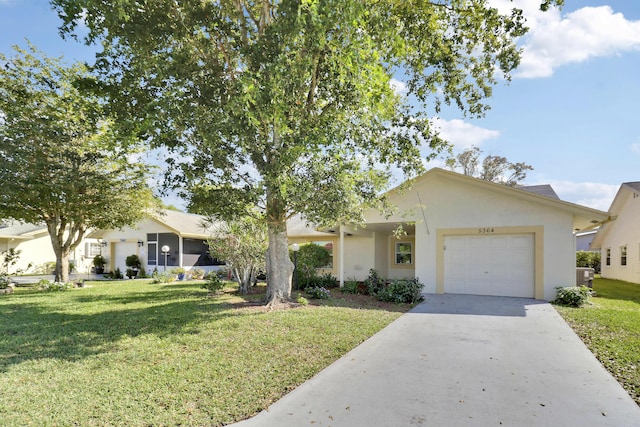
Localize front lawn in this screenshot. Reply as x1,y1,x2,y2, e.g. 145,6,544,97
555,278,640,405
0,280,407,426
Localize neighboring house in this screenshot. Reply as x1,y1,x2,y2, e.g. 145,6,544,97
89,209,223,275
591,182,640,284
288,168,610,301
0,221,100,274
575,230,598,252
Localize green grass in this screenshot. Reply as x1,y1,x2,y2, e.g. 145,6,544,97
555,278,640,405
0,280,406,426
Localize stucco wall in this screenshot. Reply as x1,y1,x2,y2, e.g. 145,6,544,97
382,174,577,300
4,235,55,274
600,191,640,284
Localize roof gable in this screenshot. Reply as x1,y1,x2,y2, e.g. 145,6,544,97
383,168,610,232
591,181,640,249
148,210,215,238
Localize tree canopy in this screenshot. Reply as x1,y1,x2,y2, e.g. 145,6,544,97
52,0,562,303
0,45,157,282
447,145,534,186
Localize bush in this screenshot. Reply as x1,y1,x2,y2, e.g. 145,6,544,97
364,269,385,296
342,280,361,294
576,251,601,273
125,254,141,269
202,272,225,294
110,267,124,280
301,273,338,290
0,275,12,290
190,268,205,280
151,271,175,284
293,244,332,287
376,279,425,304
306,286,331,300
296,295,309,305
554,286,591,307
38,279,74,292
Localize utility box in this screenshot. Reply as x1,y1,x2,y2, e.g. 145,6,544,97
576,267,594,288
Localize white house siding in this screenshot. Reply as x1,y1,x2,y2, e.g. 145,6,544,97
342,236,375,281
599,190,640,283
100,218,162,274
365,172,582,301
2,235,55,274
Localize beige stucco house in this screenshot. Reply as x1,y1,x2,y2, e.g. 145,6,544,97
288,168,611,301
1,210,220,277
89,209,222,275
0,221,101,274
591,182,640,284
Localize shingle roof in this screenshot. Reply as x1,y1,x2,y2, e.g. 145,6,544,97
0,220,46,238
150,209,216,237
519,184,560,199
623,182,640,192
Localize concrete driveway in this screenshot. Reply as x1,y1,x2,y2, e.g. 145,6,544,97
232,294,640,426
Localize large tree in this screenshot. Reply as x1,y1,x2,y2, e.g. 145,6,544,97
447,145,534,186
52,0,562,304
0,45,157,283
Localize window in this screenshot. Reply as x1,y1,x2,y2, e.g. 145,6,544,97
621,245,627,266
606,248,611,266
315,241,334,268
86,242,102,258
395,242,413,265
148,242,157,266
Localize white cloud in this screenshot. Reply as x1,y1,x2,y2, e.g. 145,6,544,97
389,78,408,96
541,180,618,211
490,1,640,78
631,142,640,154
430,117,500,150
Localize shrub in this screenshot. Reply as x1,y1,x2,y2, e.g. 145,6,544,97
576,251,601,273
306,286,330,300
296,295,309,305
216,267,231,280
38,279,74,292
364,269,385,296
190,268,205,280
554,286,591,307
375,279,425,304
110,267,124,280
151,271,175,284
125,254,141,269
0,275,12,290
293,244,331,287
202,272,225,294
342,279,361,295
93,255,106,268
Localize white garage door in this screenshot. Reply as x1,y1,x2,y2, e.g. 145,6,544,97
444,234,534,298
114,242,138,273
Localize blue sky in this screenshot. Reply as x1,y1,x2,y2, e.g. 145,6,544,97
1,0,639,211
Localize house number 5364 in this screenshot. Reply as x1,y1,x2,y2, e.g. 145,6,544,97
478,227,495,234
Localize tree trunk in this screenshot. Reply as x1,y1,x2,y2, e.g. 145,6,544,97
265,222,294,306
237,265,252,294
55,251,71,283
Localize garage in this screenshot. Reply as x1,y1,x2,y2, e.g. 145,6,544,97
443,234,534,298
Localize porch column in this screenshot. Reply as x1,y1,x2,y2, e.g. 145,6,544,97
339,225,345,287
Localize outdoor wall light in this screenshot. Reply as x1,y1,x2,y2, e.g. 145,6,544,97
137,239,144,247
100,239,108,247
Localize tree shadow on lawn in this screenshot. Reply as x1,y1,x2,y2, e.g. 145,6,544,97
0,292,262,373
